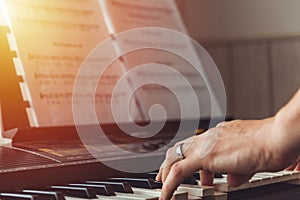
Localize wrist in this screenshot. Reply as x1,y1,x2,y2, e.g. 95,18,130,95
267,112,300,170
253,117,284,172
252,117,295,172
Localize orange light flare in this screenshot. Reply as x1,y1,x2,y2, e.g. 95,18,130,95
0,0,11,26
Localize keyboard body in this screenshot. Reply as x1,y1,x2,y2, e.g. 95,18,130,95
0,124,299,199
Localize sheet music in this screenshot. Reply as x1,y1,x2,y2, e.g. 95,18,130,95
2,0,223,129
105,0,187,33
104,0,215,120
3,0,141,126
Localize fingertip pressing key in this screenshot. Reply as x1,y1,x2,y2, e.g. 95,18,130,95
156,171,162,181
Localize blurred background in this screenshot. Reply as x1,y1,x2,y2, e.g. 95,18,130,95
177,0,300,119
1,0,299,121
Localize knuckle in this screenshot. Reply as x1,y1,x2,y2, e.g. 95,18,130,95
171,162,182,176
232,119,242,124
166,148,173,157
206,127,221,137
162,183,170,192
216,121,226,127
174,141,181,148
161,184,173,198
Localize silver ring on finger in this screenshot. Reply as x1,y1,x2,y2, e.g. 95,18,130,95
175,143,185,160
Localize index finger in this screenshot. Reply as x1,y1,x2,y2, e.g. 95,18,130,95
157,136,196,182
160,157,199,200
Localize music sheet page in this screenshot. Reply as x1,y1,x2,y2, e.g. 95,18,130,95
104,0,213,120
4,0,140,126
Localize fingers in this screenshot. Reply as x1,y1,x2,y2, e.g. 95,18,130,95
200,170,214,186
157,147,180,183
156,170,162,182
226,174,253,187
295,162,300,171
157,137,196,183
290,160,300,171
160,161,173,183
285,157,300,171
160,157,198,200
285,162,297,171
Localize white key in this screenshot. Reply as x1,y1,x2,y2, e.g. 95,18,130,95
248,176,263,188
187,195,202,200
259,172,282,184
280,171,300,180
235,181,250,190
65,193,156,200
213,192,227,200
214,171,300,193
188,192,227,200
285,171,300,185
177,184,214,197
65,197,98,200
97,195,144,200
214,176,255,191
254,173,274,186
274,171,293,182
132,187,188,200
114,192,158,200
213,178,233,192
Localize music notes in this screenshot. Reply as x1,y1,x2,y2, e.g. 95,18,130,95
3,0,111,126
3,0,221,127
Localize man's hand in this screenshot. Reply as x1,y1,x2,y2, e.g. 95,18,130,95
156,88,300,200
156,118,292,200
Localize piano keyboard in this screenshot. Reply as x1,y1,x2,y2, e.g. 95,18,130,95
213,171,300,192
0,171,298,200
1,137,299,200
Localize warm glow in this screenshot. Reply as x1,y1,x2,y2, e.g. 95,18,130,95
0,0,21,59
0,0,10,26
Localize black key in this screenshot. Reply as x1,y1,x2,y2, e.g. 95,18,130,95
215,173,224,178
142,140,167,151
69,183,115,196
50,186,96,199
193,172,201,180
154,181,163,188
86,181,133,193
182,176,198,185
137,173,163,188
193,172,223,180
147,171,223,180
144,172,196,186
142,142,160,151
110,178,160,189
22,190,65,200
144,172,158,180
0,193,39,200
